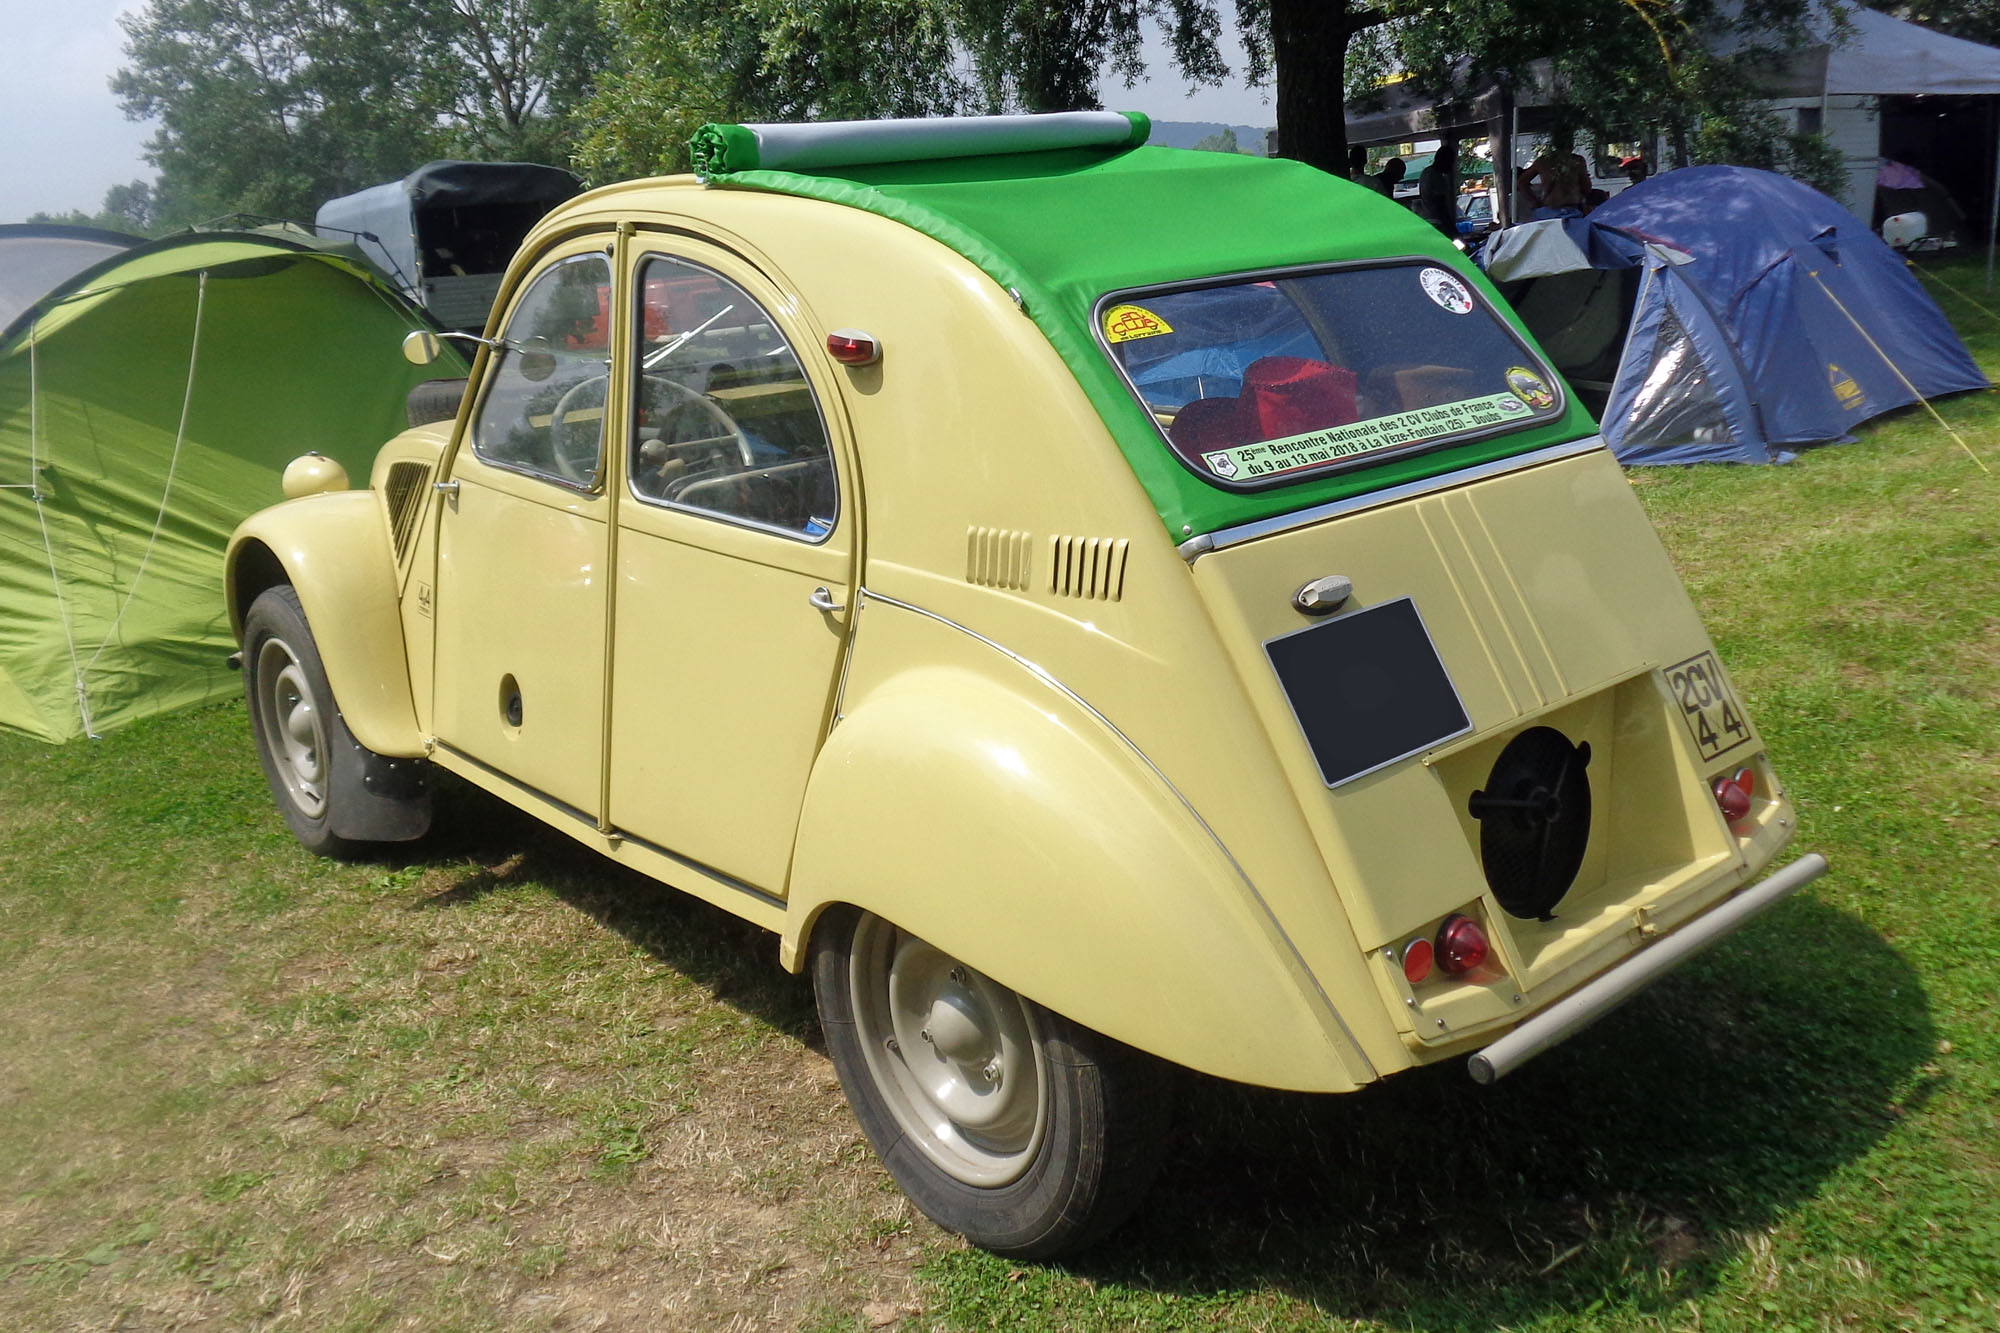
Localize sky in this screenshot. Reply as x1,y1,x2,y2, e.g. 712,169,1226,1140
0,1,152,221
0,3,1275,224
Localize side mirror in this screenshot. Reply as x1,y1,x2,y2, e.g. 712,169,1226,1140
518,336,557,383
402,329,443,366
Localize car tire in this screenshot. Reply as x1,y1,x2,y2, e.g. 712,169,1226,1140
811,906,1169,1258
406,377,468,428
242,585,430,858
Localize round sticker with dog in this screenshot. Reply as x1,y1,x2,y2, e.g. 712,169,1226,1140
1505,365,1556,410
1419,267,1475,315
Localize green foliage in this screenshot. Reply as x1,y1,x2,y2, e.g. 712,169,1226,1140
23,188,159,239
1350,0,1842,188
113,0,606,226
1878,0,2000,45
1189,126,1255,152
574,0,972,180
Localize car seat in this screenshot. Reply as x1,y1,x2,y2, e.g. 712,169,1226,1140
1241,357,1359,438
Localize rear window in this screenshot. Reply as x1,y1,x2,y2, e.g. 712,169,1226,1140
1097,262,1564,489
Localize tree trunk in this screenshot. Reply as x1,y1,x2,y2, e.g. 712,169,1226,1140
1269,0,1356,175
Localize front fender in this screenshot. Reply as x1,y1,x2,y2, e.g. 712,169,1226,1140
227,491,422,758
782,661,1372,1093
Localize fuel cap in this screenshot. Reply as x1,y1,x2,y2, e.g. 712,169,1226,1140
1292,574,1353,616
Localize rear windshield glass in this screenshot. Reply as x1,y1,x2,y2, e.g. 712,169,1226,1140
1098,262,1564,489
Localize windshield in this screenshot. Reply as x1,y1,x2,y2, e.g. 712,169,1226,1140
1099,262,1564,489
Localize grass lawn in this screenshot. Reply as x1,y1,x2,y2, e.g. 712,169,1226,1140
3,257,1998,1332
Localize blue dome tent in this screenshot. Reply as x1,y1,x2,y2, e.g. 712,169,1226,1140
1482,166,1987,463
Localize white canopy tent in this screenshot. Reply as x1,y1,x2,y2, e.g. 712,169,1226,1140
1344,7,2000,238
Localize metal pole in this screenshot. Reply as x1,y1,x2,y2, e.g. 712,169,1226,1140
1987,98,1999,289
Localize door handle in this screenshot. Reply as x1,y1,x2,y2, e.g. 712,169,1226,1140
807,586,845,614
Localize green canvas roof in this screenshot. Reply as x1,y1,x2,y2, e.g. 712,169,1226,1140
697,123,1592,539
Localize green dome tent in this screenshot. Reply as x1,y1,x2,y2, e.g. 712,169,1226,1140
0,229,466,742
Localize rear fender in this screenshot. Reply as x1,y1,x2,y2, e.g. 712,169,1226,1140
227,491,422,758
782,660,1372,1093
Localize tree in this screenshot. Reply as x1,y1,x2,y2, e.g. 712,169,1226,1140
578,0,1834,190
113,0,607,226
1190,126,1255,152
1870,0,2000,45
574,0,972,180
1345,0,1836,181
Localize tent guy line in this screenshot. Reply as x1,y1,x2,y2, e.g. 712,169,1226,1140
1804,265,1994,473
76,272,214,710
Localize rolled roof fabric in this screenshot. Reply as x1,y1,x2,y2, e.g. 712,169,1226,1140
690,112,1149,176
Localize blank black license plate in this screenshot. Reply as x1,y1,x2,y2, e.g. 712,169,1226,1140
1264,597,1472,788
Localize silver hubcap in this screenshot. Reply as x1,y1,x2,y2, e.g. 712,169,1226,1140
850,917,1047,1187
255,637,328,818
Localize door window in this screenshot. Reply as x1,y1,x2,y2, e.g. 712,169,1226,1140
469,253,614,487
626,255,838,540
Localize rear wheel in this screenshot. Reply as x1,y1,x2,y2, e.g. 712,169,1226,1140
812,907,1168,1257
242,585,429,857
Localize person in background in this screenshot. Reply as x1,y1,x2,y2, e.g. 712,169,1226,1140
1621,155,1650,186
1416,134,1461,236
1519,129,1589,218
1348,145,1369,183
1369,157,1407,197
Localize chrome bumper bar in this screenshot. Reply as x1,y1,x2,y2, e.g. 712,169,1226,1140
1468,853,1829,1085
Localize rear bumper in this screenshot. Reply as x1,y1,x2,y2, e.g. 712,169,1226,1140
1467,852,1828,1084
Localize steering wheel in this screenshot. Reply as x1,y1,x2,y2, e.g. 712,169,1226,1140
638,376,753,469
548,374,611,485
549,374,752,488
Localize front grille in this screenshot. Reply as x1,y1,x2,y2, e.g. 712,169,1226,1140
383,461,433,564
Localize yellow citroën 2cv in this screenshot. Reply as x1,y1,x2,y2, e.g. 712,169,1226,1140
226,113,1825,1257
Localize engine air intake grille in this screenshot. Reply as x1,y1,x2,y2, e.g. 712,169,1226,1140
1469,725,1592,920
966,527,1032,590
1049,536,1128,601
383,462,433,564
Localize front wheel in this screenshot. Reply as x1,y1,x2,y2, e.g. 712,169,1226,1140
242,585,429,857
812,908,1169,1257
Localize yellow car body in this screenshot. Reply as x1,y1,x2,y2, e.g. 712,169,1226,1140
227,114,1821,1256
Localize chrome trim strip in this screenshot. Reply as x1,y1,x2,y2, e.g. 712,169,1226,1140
434,741,786,912
857,587,1380,1077
1178,436,1606,561
614,828,788,911
1468,852,1828,1085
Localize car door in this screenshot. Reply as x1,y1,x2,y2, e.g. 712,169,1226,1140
431,244,617,816
605,239,855,896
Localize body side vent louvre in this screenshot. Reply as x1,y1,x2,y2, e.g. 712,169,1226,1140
966,526,1033,590
1049,536,1129,601
383,461,433,563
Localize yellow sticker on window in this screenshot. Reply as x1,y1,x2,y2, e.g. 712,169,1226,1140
1103,304,1173,343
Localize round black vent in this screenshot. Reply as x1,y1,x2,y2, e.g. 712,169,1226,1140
1468,726,1592,920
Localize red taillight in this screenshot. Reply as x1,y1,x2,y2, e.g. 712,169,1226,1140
1401,937,1434,984
826,328,881,366
1713,767,1755,827
1435,914,1490,976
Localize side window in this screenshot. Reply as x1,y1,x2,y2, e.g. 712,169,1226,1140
469,254,613,487
627,255,838,539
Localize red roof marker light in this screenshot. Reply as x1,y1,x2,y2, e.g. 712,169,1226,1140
826,328,881,366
